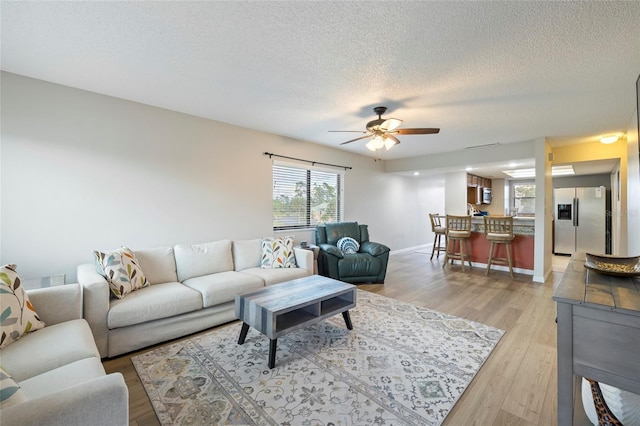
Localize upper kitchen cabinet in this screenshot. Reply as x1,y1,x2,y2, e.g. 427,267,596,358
467,173,492,205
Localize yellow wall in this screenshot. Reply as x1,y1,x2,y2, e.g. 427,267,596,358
552,139,627,165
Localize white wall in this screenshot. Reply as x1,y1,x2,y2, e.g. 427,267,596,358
485,178,505,215
444,171,468,215
0,72,424,282
534,138,553,283
627,103,640,256
417,175,446,249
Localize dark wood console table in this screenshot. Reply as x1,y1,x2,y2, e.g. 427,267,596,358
553,252,640,424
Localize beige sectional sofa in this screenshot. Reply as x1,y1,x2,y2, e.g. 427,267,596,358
77,239,313,358
1,284,128,426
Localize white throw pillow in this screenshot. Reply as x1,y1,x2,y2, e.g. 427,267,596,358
0,264,45,349
261,236,297,268
93,247,149,299
337,237,360,254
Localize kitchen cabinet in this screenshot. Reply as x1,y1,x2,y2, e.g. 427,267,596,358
467,173,492,204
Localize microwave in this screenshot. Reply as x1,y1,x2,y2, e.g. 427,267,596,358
482,187,492,204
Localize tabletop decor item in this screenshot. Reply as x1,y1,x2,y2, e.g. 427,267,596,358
584,253,640,277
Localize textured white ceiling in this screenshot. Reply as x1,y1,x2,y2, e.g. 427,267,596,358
2,1,639,162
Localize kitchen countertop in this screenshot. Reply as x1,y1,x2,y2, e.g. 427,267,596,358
470,216,534,235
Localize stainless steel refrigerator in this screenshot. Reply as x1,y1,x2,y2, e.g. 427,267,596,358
553,186,606,255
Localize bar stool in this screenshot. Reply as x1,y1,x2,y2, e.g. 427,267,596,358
429,213,447,260
483,216,515,278
443,215,472,271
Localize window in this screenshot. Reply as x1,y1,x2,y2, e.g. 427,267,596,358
512,181,536,215
272,162,343,230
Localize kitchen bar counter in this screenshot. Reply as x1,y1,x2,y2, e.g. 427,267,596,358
470,216,534,236
454,216,535,273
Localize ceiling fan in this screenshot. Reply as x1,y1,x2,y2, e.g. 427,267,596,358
330,106,440,151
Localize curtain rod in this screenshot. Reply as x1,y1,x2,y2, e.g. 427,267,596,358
263,152,352,170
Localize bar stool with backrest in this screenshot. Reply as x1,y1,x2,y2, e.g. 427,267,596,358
483,216,515,278
429,213,447,260
443,215,472,271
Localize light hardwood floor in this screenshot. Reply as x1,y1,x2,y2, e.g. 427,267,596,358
104,251,574,426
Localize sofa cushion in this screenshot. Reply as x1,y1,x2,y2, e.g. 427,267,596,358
338,254,382,278
261,236,296,268
93,247,149,299
174,240,233,282
325,222,361,245
182,271,264,308
108,282,203,329
0,264,46,349
134,246,178,284
0,319,99,382
240,267,310,286
233,239,262,271
337,237,360,254
0,365,27,407
19,357,106,400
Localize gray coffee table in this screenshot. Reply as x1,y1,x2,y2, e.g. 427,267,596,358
235,275,356,368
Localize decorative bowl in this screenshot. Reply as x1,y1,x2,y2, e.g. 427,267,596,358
584,253,640,277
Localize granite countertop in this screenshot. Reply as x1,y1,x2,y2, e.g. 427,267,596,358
470,216,535,236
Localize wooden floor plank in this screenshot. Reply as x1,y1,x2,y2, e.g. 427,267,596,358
103,251,573,425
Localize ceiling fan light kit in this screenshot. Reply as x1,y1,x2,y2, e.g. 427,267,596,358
333,106,440,152
365,134,397,151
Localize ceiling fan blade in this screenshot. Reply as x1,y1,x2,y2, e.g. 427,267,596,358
395,128,440,135
380,118,403,132
328,130,367,133
340,134,373,145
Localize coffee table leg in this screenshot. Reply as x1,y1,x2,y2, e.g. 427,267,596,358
342,311,353,330
238,322,250,345
268,339,277,369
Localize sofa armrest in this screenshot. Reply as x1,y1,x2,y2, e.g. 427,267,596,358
27,284,82,326
360,241,390,257
2,373,128,426
77,263,110,358
318,243,344,259
293,247,314,275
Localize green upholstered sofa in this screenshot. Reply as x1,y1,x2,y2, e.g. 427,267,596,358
315,222,390,284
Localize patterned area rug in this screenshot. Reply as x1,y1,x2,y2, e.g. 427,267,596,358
132,290,504,425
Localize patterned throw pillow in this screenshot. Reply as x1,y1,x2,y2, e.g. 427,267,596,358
93,247,149,299
0,365,27,407
261,236,297,269
0,264,45,349
337,237,360,254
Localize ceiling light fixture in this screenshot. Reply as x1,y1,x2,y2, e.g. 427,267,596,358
551,165,575,176
502,165,575,178
600,135,619,144
365,133,396,152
